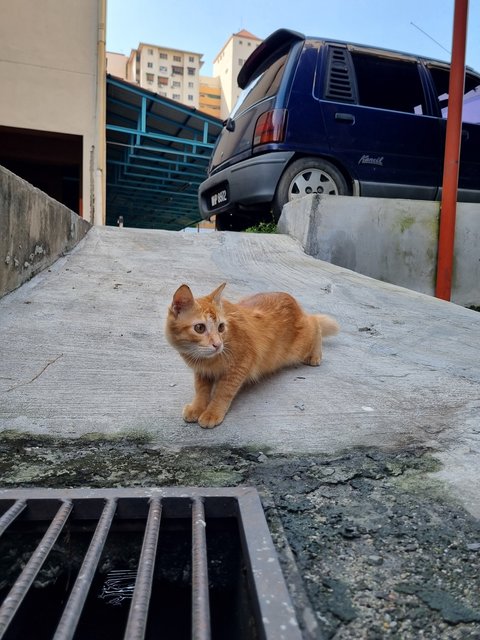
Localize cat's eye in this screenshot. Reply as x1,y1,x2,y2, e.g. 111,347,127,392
194,323,206,334
218,322,225,333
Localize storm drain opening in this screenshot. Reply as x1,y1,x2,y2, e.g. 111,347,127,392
0,488,301,640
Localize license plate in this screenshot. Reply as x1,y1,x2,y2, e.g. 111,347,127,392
210,188,228,209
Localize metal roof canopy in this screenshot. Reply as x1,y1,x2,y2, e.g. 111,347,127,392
106,76,222,230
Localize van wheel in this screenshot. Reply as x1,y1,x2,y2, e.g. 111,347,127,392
273,158,350,219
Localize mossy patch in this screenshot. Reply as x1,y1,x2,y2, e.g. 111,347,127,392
396,215,416,233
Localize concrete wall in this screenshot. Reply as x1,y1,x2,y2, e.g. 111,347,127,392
278,194,480,307
1,166,91,298
0,0,106,225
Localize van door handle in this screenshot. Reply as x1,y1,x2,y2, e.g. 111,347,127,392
335,113,355,124
462,128,469,141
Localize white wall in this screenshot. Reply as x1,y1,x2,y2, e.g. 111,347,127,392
0,0,106,224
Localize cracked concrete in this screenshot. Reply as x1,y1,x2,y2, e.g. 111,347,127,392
0,226,479,638
0,438,479,639
1,226,479,515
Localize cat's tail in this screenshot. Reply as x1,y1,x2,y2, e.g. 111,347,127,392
315,314,340,337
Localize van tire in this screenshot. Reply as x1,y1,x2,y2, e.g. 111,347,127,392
273,157,350,219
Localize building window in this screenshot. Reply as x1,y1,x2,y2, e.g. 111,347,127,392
189,56,195,63
172,93,181,100
239,40,243,45
160,52,168,59
172,65,184,75
147,48,154,55
172,80,181,87
238,59,243,66
200,91,221,100
188,95,194,101
147,62,153,68
248,42,252,47
173,55,182,62
188,82,194,88
158,76,168,86
159,65,168,73
187,67,196,76
146,73,154,83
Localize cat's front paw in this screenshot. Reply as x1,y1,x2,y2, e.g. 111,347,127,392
182,404,201,423
303,354,322,366
198,408,225,429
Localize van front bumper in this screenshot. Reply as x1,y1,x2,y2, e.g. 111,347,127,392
198,151,295,220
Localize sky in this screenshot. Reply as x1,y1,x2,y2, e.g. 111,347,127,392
106,0,480,76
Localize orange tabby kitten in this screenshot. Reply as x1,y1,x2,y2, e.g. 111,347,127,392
165,283,339,429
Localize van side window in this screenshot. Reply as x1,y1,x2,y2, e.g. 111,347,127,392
351,52,426,115
429,66,480,124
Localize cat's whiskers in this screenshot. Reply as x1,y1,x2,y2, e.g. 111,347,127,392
218,342,234,366
182,342,223,364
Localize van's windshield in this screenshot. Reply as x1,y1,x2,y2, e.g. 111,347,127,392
230,50,290,118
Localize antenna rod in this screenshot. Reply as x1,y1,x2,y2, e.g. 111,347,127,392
410,21,451,54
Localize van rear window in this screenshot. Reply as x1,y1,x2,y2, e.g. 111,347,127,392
429,66,480,124
230,51,289,117
351,52,426,115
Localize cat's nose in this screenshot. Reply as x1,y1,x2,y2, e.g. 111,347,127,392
212,341,222,351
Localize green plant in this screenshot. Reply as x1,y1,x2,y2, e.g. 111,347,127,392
245,221,277,233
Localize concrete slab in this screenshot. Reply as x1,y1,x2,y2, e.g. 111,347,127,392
1,226,479,516
277,194,480,307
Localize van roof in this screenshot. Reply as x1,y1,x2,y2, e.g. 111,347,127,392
237,28,477,89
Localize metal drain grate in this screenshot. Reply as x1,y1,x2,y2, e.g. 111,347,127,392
0,488,301,640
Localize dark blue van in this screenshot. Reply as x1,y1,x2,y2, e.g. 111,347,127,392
198,29,480,230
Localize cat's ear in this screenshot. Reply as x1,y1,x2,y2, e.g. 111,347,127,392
209,282,226,304
171,284,194,317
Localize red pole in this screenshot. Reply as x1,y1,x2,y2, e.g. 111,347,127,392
435,0,469,301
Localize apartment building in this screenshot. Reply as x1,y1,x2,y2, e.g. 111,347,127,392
199,76,222,117
126,43,203,108
213,30,262,119
106,30,263,119
107,51,128,79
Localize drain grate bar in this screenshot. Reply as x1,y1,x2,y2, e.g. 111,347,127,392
53,497,118,640
124,497,162,640
0,499,73,637
0,488,302,639
0,500,26,536
191,497,211,640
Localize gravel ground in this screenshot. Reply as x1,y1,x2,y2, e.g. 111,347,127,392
0,434,479,639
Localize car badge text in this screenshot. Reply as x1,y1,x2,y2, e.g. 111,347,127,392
359,155,384,166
